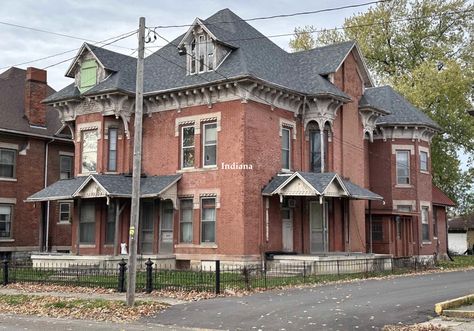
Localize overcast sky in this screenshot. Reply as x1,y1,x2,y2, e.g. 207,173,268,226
0,0,376,89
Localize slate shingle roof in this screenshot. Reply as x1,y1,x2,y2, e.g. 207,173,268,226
262,171,382,200
44,8,350,103
362,86,440,130
0,67,64,136
27,174,181,201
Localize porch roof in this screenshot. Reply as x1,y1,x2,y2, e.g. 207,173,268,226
27,174,182,202
262,171,383,201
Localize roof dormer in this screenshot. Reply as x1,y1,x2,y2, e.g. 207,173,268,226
178,18,236,75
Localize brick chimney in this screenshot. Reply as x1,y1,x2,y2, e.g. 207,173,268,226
24,67,47,126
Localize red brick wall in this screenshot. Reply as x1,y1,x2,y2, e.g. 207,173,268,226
0,133,73,254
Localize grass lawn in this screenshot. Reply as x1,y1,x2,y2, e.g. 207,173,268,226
437,255,474,269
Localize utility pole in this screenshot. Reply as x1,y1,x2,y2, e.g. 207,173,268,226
126,16,145,307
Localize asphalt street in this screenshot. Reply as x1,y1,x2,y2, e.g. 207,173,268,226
150,269,474,330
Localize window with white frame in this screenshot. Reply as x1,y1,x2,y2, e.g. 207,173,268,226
189,35,215,74
0,204,12,238
180,199,193,243
201,198,216,243
203,123,217,167
108,128,118,172
181,126,195,168
396,150,410,184
59,202,72,223
0,148,16,178
79,201,95,244
81,130,98,173
60,155,73,179
420,151,428,172
281,128,291,170
421,206,429,242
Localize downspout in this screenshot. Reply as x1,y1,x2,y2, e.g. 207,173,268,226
44,139,54,252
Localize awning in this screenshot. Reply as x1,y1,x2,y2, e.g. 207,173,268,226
27,174,182,206
262,172,383,201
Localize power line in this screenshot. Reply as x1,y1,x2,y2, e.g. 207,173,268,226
150,0,390,29
42,30,138,70
0,20,134,50
0,30,137,71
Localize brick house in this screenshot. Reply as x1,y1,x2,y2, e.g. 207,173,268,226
29,9,454,266
0,67,74,259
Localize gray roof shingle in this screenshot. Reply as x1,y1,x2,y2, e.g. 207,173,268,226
262,171,382,200
362,86,440,130
45,8,350,103
27,174,181,201
0,67,65,136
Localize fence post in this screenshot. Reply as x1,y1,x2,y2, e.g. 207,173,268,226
303,261,306,283
215,260,221,295
118,259,127,293
336,260,340,276
264,260,267,289
145,258,153,294
2,259,8,286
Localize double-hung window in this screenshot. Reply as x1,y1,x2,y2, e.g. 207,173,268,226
180,199,193,243
79,201,95,244
60,155,73,179
0,204,12,238
59,202,72,223
396,150,410,185
81,130,98,173
181,126,195,169
201,198,216,243
371,221,383,241
281,128,291,170
108,128,118,172
420,151,428,172
421,206,430,242
0,148,16,178
203,123,217,167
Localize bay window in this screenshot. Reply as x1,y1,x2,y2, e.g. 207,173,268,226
396,150,410,184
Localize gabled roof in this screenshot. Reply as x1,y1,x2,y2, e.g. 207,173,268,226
0,67,64,137
262,171,382,201
292,41,373,87
448,214,474,231
432,185,456,207
65,43,136,78
27,174,182,201
45,8,350,104
362,86,441,130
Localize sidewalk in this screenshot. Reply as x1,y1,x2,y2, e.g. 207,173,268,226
419,317,474,331
0,287,185,306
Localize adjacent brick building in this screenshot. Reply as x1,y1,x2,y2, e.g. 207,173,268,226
0,67,74,259
29,9,454,266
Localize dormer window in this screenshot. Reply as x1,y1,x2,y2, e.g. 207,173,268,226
189,34,215,74
79,59,98,92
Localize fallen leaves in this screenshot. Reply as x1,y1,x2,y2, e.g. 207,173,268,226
382,324,448,331
0,294,167,322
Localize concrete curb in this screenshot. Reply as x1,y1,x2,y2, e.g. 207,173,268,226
435,294,474,315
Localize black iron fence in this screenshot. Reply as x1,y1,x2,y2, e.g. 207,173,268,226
0,256,436,294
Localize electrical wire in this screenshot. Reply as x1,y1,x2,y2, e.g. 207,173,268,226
150,0,391,29
0,30,137,71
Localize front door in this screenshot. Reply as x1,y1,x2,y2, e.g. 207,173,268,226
281,208,293,252
140,201,154,254
310,201,327,253
159,200,174,254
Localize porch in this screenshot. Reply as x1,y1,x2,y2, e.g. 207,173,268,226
262,171,384,256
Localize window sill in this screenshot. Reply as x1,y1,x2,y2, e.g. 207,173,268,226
57,222,71,225
79,244,96,248
420,170,430,175
422,241,432,245
395,184,413,188
177,167,218,173
0,177,17,182
0,238,14,242
175,243,217,249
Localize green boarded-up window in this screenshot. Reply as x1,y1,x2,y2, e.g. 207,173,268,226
80,59,98,91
